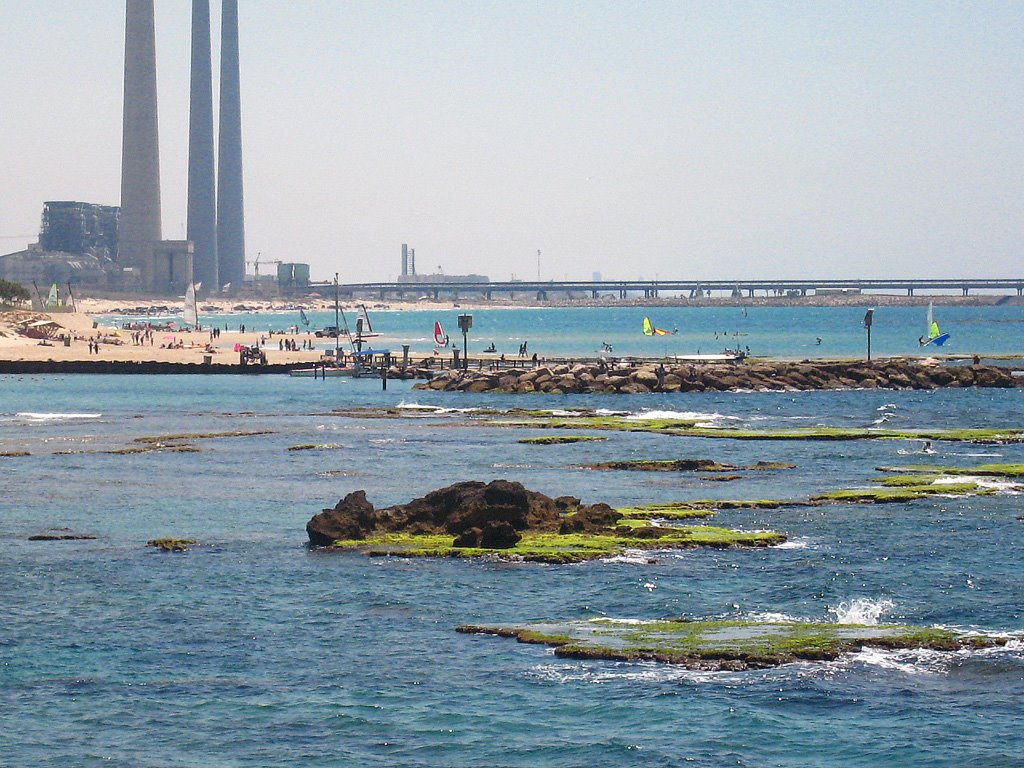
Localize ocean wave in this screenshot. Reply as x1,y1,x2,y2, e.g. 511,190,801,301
626,409,741,426
829,597,894,625
599,550,655,565
16,412,102,422
394,401,480,415
773,538,811,550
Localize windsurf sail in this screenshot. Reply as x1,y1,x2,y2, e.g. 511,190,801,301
643,316,670,336
922,302,950,347
46,283,60,309
434,320,449,346
359,304,374,333
184,282,199,328
299,308,310,327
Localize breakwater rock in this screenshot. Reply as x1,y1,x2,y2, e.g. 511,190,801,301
414,360,1019,394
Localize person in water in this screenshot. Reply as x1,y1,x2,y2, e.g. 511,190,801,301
922,440,935,454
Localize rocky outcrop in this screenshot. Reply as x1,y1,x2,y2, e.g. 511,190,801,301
306,480,619,548
414,360,1019,394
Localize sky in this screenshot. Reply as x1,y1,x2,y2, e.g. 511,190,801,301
1,1,1022,283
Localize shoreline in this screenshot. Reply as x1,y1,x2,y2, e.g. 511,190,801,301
71,292,1024,316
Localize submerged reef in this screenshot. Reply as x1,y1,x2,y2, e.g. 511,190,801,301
458,618,1006,670
307,480,785,562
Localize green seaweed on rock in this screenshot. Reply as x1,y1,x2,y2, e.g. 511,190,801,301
456,618,1002,669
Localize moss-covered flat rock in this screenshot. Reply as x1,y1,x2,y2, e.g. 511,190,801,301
457,618,1004,670
134,430,274,443
615,498,814,520
585,459,738,472
328,526,785,563
147,538,197,552
517,435,608,445
812,483,987,503
316,407,1024,444
877,463,1024,478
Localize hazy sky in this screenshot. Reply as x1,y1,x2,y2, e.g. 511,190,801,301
1,1,1021,283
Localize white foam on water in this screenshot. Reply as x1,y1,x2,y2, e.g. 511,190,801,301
626,409,740,424
395,401,437,411
829,597,894,625
773,538,811,550
745,611,810,623
589,617,658,625
17,412,101,422
594,408,629,416
600,550,654,565
526,661,735,685
877,403,898,411
933,476,1023,493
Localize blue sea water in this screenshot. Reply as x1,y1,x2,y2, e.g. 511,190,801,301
99,303,1024,360
3,307,1024,766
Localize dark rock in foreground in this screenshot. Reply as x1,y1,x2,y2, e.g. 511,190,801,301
307,480,610,548
415,360,1019,394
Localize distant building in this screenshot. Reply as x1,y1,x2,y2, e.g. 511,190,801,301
277,262,310,288
40,201,120,256
397,243,486,284
0,201,121,288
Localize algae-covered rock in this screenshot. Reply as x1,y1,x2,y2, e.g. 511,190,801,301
586,459,737,472
458,618,1005,670
308,481,786,561
147,538,197,552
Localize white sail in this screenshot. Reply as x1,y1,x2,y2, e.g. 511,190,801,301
184,283,199,328
926,302,934,334
46,283,59,309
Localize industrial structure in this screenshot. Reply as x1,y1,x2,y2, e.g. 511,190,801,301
0,202,120,287
217,0,246,292
186,0,218,291
397,243,488,285
2,0,247,296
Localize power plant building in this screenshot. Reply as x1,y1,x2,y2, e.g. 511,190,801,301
4,2,248,296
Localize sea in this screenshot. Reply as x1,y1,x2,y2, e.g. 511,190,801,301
2,304,1023,767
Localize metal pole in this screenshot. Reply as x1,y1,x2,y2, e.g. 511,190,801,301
463,330,468,371
334,272,340,362
867,325,872,361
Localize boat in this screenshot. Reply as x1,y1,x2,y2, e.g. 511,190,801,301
643,316,673,336
919,303,951,347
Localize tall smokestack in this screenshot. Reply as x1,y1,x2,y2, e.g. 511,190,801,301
401,243,408,277
217,0,245,293
187,0,218,291
119,0,162,287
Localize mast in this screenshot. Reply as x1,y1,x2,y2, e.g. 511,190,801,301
334,272,340,361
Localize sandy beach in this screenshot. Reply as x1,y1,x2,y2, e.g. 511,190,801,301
0,310,329,366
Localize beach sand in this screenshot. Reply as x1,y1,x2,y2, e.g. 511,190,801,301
0,310,329,365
